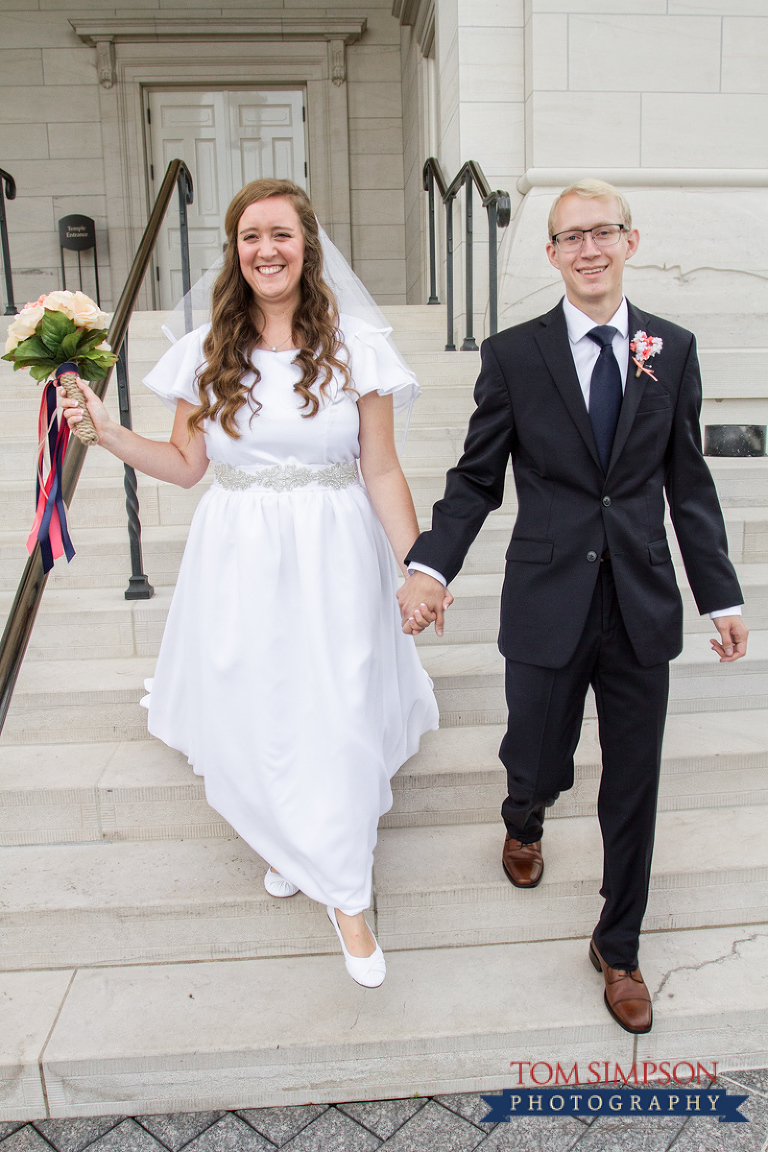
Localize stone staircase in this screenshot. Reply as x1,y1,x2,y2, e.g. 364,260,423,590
1,307,767,1121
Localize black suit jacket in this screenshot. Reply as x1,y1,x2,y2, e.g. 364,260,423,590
406,299,743,669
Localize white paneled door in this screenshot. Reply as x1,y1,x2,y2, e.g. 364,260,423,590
147,88,307,310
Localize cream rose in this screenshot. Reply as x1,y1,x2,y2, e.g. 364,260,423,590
7,301,46,344
70,291,108,330
42,290,78,319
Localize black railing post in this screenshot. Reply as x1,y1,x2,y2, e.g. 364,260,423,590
423,158,511,352
487,201,498,336
115,334,154,601
444,197,456,351
178,167,193,333
0,168,17,316
485,189,510,337
461,169,478,351
425,168,439,305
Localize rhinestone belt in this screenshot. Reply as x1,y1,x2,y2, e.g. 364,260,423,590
212,461,359,492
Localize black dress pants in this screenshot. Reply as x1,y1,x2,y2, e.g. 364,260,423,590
499,560,669,969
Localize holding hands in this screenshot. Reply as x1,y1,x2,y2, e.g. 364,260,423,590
397,571,453,637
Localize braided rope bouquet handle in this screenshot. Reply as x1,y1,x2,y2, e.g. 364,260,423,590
57,369,99,445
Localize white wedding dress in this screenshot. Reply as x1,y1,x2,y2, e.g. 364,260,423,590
141,315,439,914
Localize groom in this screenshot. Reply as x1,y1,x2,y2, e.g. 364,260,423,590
398,180,747,1033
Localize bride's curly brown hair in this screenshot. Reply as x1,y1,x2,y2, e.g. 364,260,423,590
188,179,352,438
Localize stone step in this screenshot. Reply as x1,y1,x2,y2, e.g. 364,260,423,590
0,474,209,536
1,506,765,604
0,383,480,449
5,339,767,400
0,524,192,594
3,458,767,539
723,506,768,565
6,362,767,461
376,804,768,952
702,457,768,507
425,633,768,728
3,562,765,665
2,631,766,748
0,423,475,477
1,709,766,848
3,399,765,469
4,923,765,1120
124,305,449,344
416,565,768,644
2,470,515,536
0,802,765,971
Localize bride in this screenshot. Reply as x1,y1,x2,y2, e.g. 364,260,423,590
60,179,445,988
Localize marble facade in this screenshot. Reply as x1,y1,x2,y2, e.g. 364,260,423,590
0,0,766,332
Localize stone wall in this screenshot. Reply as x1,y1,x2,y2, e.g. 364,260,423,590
0,0,409,312
422,0,527,341
396,0,768,344
500,0,768,344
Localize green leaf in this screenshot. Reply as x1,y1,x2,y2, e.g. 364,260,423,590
80,351,117,380
40,309,76,353
30,364,58,382
12,335,51,361
83,348,117,368
10,353,56,372
77,328,110,354
77,359,110,382
59,332,81,360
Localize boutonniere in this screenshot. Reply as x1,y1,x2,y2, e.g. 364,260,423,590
630,330,663,380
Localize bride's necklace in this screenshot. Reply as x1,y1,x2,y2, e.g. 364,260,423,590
263,332,294,353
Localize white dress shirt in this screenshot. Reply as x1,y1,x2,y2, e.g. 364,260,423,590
563,294,630,406
409,295,741,619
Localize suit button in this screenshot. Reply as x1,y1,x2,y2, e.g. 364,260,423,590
602,496,611,507
587,551,598,562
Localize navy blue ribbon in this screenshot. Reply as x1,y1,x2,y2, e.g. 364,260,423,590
32,364,78,573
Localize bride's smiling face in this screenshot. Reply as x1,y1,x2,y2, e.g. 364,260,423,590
237,196,305,310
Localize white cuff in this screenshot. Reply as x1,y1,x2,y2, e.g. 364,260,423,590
709,606,742,619
407,562,448,587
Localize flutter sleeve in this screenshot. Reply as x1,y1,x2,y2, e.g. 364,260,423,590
340,314,420,412
142,324,210,411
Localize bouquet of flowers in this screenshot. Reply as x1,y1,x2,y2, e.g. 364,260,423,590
4,290,117,442
2,291,118,571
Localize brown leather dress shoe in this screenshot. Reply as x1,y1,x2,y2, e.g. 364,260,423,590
589,940,653,1034
502,834,544,888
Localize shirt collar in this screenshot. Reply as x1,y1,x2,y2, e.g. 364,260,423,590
562,295,629,344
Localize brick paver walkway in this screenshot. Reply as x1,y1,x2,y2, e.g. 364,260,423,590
1,1071,766,1152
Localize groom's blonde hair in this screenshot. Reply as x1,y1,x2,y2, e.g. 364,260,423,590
548,179,632,239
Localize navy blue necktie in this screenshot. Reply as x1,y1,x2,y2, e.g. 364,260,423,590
587,325,623,472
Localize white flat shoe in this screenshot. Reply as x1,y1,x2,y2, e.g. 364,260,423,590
263,868,299,898
326,906,386,988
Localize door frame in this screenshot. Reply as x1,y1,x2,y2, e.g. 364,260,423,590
78,21,362,309
145,85,310,310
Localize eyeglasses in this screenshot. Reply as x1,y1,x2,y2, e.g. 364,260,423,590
551,224,627,252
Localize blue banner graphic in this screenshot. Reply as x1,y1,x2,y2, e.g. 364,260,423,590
482,1088,748,1123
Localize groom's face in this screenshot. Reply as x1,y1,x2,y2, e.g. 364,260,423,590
546,194,639,318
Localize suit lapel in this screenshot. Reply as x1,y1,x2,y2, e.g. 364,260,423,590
606,301,653,475
534,303,602,473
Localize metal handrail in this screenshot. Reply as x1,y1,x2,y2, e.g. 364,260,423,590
422,157,446,308
0,167,17,316
422,157,511,351
0,159,193,733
